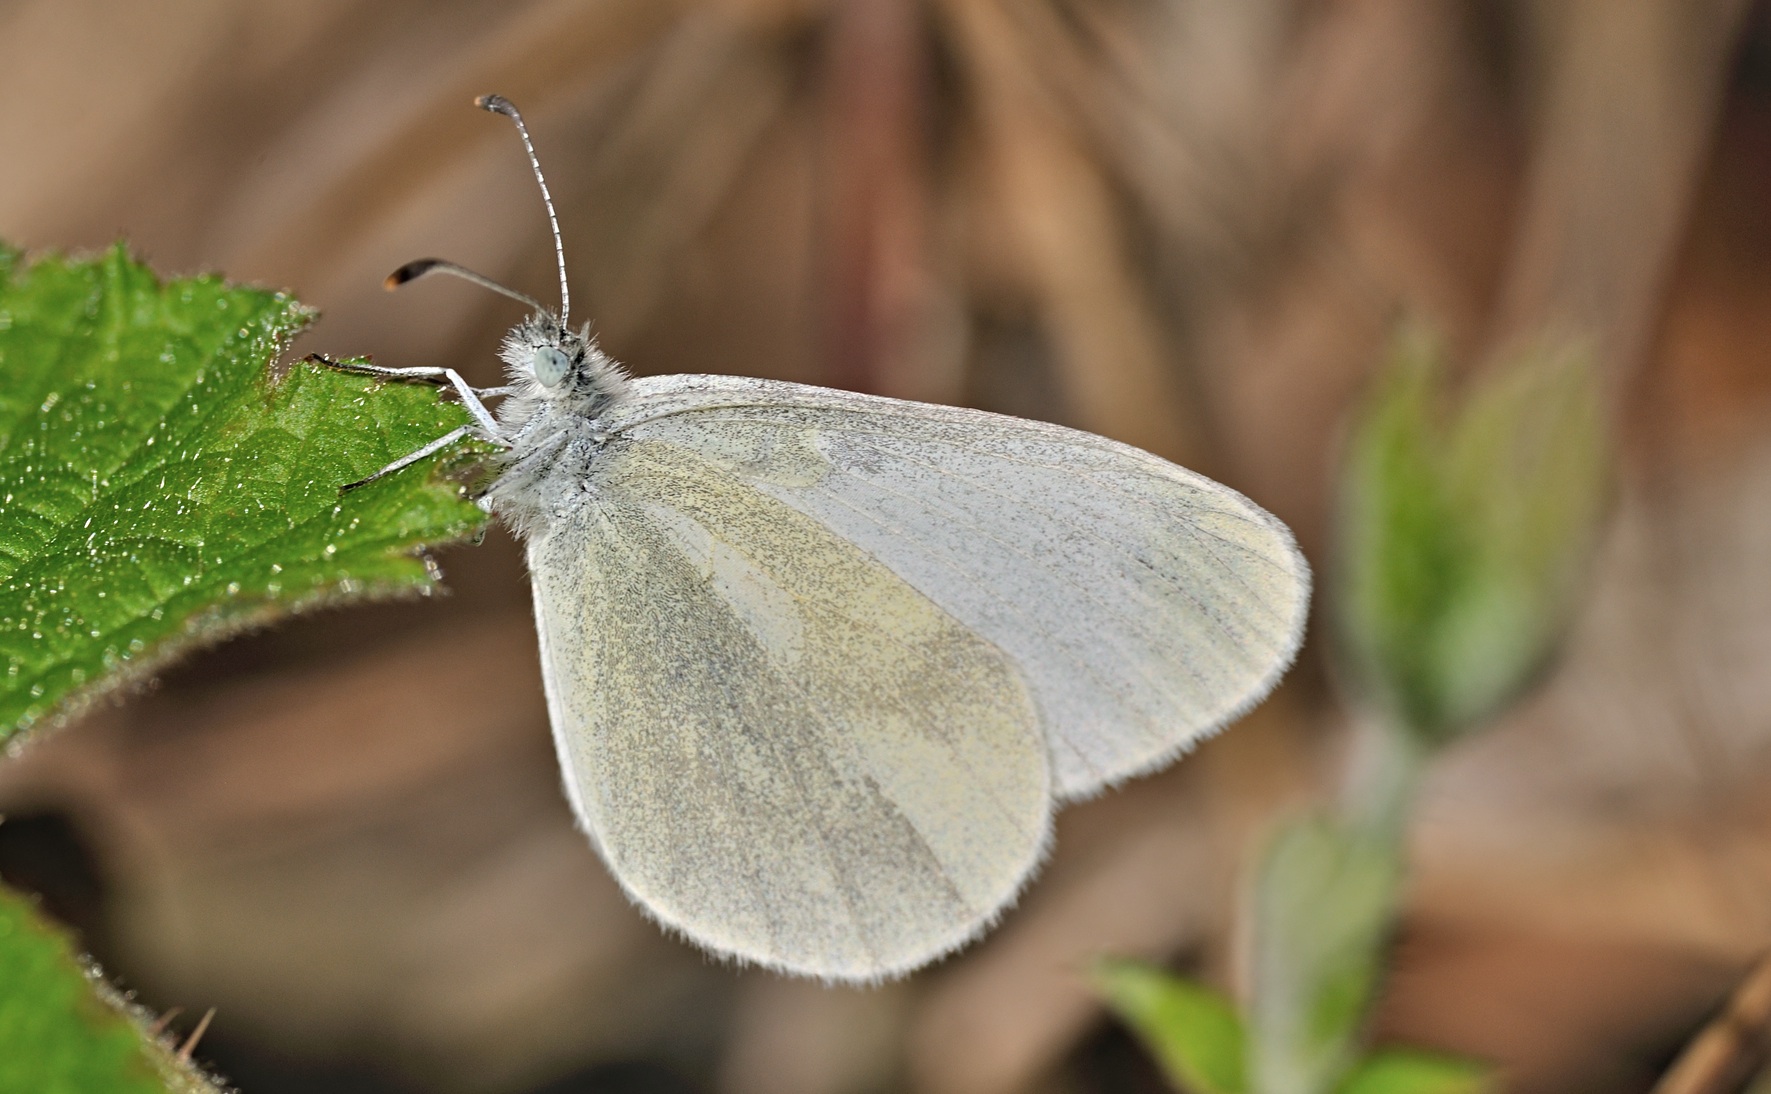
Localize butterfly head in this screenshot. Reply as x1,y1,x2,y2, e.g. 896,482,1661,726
501,312,597,393
384,97,626,412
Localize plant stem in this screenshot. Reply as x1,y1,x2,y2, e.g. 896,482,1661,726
1338,714,1427,845
1653,952,1771,1094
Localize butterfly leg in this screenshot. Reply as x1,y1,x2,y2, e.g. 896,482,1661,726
490,429,568,484
339,424,503,494
305,354,503,437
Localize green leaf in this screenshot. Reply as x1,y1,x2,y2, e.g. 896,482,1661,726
0,243,489,743
1336,1049,1491,1094
1097,961,1248,1094
1334,321,1607,742
1247,816,1404,1094
0,882,223,1093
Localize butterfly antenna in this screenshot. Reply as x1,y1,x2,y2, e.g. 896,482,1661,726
477,94,570,327
385,258,545,312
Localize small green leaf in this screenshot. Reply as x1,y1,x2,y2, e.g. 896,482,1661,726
1335,321,1607,742
0,243,488,743
0,882,223,1093
1247,816,1403,1094
1336,1049,1491,1094
1096,960,1247,1094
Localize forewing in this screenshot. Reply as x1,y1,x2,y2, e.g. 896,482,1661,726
608,375,1310,800
529,437,1051,982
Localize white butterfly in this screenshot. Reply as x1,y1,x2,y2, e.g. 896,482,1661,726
333,95,1310,983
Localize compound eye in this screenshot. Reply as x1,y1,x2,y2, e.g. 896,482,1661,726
532,345,571,388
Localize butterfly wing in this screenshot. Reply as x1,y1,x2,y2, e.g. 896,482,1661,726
603,375,1311,801
528,434,1052,982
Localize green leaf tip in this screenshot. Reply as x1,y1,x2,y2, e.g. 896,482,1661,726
1336,1049,1492,1094
0,243,490,745
0,883,227,1094
1096,959,1248,1094
1334,320,1609,743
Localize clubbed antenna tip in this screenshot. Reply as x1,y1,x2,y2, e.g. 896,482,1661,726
384,259,434,291
476,93,517,117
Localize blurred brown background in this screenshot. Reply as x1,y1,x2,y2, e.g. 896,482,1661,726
4,1,1771,1091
